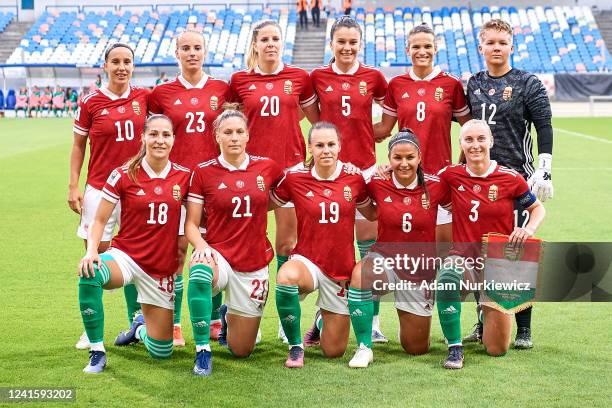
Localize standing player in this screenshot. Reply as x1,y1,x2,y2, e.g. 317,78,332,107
310,15,389,343
229,20,319,336
148,30,231,346
69,43,150,350
347,129,450,368
66,88,79,117
465,19,553,348
185,106,284,376
270,122,376,368
78,114,190,373
52,86,66,117
375,23,471,244
435,119,545,369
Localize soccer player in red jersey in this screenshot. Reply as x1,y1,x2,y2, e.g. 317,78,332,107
77,114,191,374
375,23,471,244
229,21,320,312
68,43,150,350
148,30,231,346
309,16,389,342
270,122,376,368
435,119,545,369
346,129,451,368
185,106,284,376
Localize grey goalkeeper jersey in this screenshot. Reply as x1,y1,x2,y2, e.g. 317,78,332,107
466,69,552,178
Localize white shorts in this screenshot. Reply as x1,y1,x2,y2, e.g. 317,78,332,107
280,162,305,208
436,205,452,225
355,164,377,221
212,249,269,317
106,247,175,310
290,254,349,315
366,252,434,317
77,184,121,241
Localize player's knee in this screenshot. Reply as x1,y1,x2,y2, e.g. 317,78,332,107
485,343,508,357
400,338,429,355
228,342,254,358
276,265,300,286
275,239,295,256
321,344,346,358
349,263,364,288
79,260,111,287
188,263,213,284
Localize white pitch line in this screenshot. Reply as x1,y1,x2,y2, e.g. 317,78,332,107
554,167,612,170
554,128,612,144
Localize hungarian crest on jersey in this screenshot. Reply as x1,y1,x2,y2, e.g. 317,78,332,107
173,184,182,201
284,80,293,94
210,95,219,110
256,175,265,191
503,87,513,101
132,101,141,115
343,186,352,202
421,193,431,209
488,184,498,202
359,81,367,96
434,87,443,101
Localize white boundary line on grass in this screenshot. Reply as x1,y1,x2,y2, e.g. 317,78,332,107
554,128,612,144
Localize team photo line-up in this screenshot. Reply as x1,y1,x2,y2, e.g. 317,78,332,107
70,15,553,376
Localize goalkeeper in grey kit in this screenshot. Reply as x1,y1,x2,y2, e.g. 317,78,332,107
465,19,554,349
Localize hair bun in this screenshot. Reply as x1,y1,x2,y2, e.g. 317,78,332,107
399,127,414,134
221,102,243,112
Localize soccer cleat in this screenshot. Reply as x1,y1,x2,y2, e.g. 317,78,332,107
463,322,483,343
209,320,222,341
304,309,321,347
514,327,534,349
255,328,262,345
218,304,228,347
443,346,464,369
349,344,374,368
372,329,389,343
76,331,90,350
285,346,304,368
83,350,106,374
278,320,288,344
192,350,213,376
114,313,144,346
173,325,185,347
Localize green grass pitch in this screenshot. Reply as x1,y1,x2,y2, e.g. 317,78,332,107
0,117,611,407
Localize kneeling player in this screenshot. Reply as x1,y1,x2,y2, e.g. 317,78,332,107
347,129,450,368
77,115,190,373
270,122,376,368
185,106,284,376
435,119,545,369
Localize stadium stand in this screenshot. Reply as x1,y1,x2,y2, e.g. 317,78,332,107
5,7,297,68
323,5,612,78
0,11,15,33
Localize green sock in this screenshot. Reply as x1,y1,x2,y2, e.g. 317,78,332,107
188,264,213,347
173,274,184,325
436,266,464,347
276,255,289,272
210,292,223,321
348,287,374,348
123,283,141,325
276,284,301,346
356,239,376,260
78,260,111,344
137,326,173,359
373,299,380,316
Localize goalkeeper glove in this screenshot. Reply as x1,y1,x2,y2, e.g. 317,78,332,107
527,153,553,202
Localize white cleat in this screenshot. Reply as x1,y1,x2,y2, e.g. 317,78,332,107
255,328,262,345
371,329,389,343
349,343,374,368
76,331,90,350
278,321,288,344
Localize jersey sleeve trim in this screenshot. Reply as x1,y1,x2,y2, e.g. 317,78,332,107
270,190,288,207
187,193,204,204
101,188,119,204
453,105,470,117
356,196,372,208
373,95,385,103
299,93,318,108
73,124,89,136
382,105,397,117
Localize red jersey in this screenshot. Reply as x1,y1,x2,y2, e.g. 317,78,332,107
148,75,231,170
382,67,469,173
311,62,387,169
188,155,284,271
101,160,191,278
229,63,318,168
271,162,371,281
74,86,150,190
437,162,535,256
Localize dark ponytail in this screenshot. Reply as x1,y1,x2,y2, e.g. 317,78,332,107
388,128,430,202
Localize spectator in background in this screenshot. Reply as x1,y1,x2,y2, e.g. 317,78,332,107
66,88,79,116
94,74,102,88
323,0,333,18
343,0,352,16
15,87,28,118
28,86,41,117
41,86,53,115
298,0,308,29
52,86,65,117
311,0,321,28
156,72,168,86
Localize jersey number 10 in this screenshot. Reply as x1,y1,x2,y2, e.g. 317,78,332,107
115,120,134,142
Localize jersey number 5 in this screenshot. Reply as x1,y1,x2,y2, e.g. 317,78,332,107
342,95,351,116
